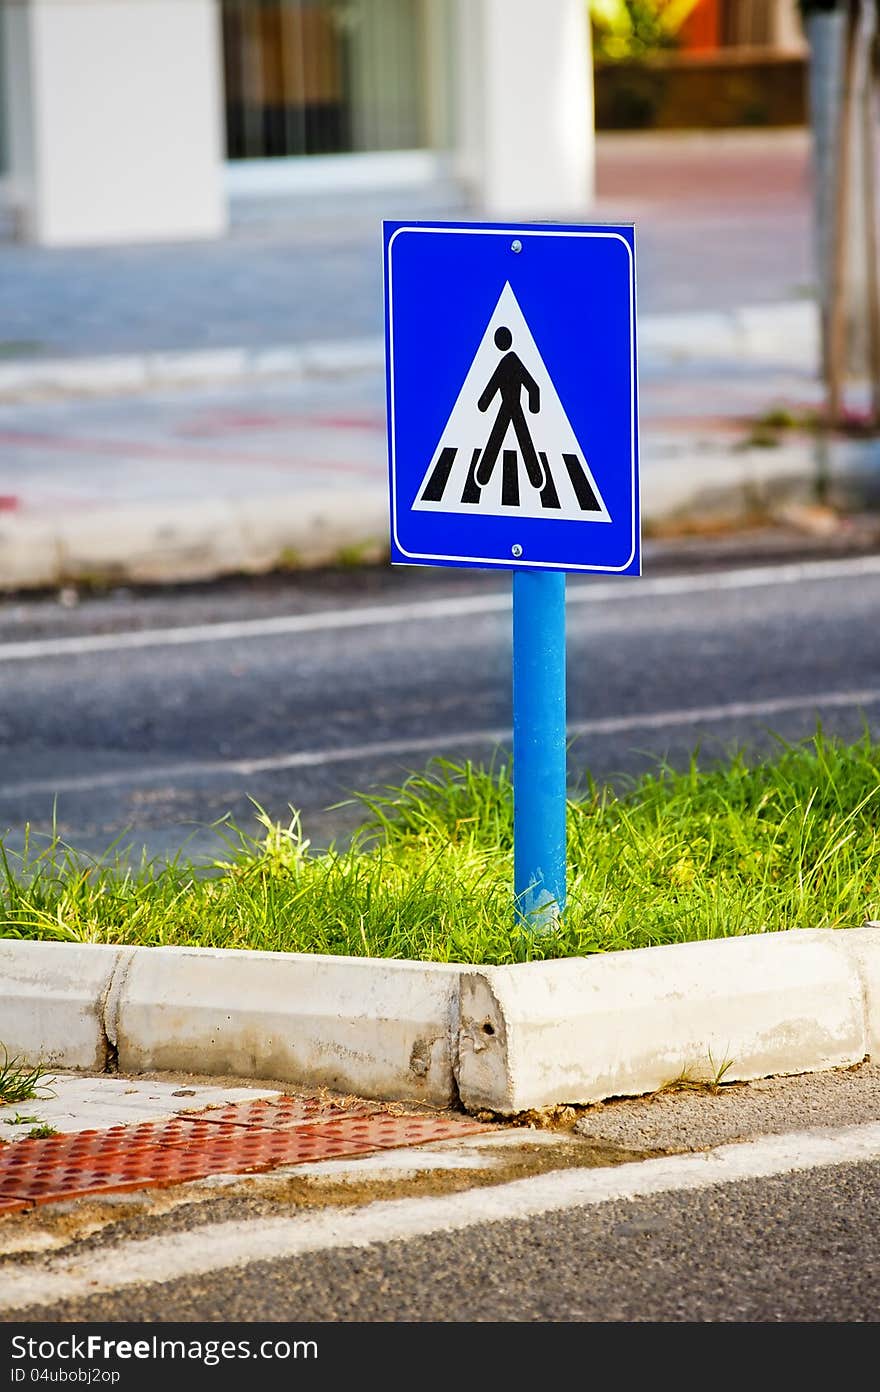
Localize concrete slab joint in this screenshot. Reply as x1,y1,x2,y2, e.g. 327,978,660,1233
97,947,139,1068
0,939,129,1072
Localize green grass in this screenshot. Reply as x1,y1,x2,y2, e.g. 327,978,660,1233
0,1047,55,1106
1,728,878,965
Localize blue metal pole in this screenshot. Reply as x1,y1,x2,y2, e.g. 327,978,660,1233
512,568,567,930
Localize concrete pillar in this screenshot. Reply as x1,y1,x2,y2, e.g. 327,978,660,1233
1,0,227,246
453,0,594,217
772,0,808,53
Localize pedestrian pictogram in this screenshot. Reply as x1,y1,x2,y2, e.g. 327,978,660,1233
413,282,611,524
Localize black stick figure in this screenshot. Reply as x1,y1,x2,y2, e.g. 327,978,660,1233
475,326,544,489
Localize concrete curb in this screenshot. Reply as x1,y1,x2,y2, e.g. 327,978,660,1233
3,434,878,592
1,928,878,1113
115,945,465,1107
0,940,126,1072
0,338,386,403
639,300,818,366
0,491,390,590
0,301,817,406
456,928,878,1114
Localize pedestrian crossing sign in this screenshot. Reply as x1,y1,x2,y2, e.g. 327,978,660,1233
384,221,639,574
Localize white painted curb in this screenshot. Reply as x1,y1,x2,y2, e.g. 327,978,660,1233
457,928,877,1114
639,300,818,366
840,924,880,1057
0,301,816,406
0,338,385,403
0,490,389,590
113,944,466,1107
1,928,878,1112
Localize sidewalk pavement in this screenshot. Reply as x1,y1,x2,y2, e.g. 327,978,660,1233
6,129,878,591
0,130,815,361
5,298,880,592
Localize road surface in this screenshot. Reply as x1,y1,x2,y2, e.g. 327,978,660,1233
0,539,879,860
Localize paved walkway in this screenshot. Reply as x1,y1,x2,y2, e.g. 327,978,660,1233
0,131,814,362
1,128,875,592
1,341,846,591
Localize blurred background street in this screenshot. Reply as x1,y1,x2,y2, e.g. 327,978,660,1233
2,0,880,859
0,129,866,589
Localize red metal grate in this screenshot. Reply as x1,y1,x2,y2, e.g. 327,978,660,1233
185,1095,379,1128
0,1099,491,1210
0,1197,29,1215
1,1118,250,1161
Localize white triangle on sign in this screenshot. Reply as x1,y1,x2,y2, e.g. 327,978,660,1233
413,281,611,523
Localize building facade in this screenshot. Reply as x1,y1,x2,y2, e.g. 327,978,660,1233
0,0,593,245
0,0,804,247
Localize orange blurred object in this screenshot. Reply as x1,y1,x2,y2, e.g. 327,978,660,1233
679,0,720,51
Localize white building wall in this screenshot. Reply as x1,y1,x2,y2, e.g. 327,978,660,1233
2,0,227,246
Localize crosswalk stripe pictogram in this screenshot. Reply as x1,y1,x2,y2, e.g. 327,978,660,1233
413,281,611,524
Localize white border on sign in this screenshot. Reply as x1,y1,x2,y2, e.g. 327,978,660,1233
386,225,639,573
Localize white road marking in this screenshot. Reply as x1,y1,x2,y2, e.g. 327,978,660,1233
3,685,879,799
2,1121,880,1310
2,554,880,664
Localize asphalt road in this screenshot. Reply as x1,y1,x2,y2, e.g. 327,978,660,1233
1,537,879,862
5,1160,880,1323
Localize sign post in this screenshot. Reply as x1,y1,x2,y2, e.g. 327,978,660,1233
384,221,638,932
512,568,567,928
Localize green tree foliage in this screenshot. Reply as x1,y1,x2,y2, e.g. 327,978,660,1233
590,0,701,61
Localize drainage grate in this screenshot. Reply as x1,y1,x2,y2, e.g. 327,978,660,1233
0,1099,490,1209
183,1095,380,1128
0,1198,29,1215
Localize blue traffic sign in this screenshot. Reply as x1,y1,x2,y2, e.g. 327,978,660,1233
384,220,639,575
